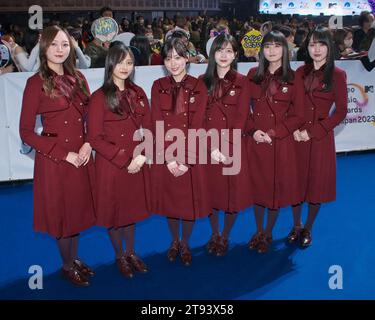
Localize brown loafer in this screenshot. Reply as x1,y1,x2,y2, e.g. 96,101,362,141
73,259,95,277
61,267,89,287
257,234,272,253
179,241,192,266
116,256,134,278
248,232,263,250
126,254,148,273
215,236,229,257
300,228,312,247
287,226,302,244
167,240,180,262
206,233,221,254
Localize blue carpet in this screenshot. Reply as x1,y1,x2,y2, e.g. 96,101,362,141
0,152,374,300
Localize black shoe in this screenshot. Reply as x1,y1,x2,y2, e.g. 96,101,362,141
300,228,312,247
287,226,302,244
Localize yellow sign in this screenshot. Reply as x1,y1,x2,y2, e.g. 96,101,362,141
241,30,262,57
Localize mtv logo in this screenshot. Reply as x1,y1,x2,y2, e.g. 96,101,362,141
365,86,374,93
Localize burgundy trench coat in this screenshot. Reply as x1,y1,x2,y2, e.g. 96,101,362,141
246,67,305,209
294,65,348,203
19,73,96,238
87,84,151,228
201,70,253,213
150,75,212,220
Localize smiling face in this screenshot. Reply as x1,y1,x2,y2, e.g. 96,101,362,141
164,48,188,79
308,38,328,64
215,41,235,70
46,31,71,65
263,41,283,64
112,53,134,82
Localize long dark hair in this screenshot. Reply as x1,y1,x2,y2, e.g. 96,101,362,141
253,30,293,84
102,41,135,114
203,33,238,94
304,26,335,91
130,35,152,66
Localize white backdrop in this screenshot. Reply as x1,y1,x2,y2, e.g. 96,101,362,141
0,61,374,181
258,0,371,16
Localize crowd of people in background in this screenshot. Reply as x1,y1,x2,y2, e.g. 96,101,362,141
1,6,375,75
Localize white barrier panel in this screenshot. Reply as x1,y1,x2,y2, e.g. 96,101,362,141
0,61,374,181
0,75,11,181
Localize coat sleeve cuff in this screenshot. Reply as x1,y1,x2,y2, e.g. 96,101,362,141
48,143,69,163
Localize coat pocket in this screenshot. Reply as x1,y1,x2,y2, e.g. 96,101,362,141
103,109,129,121
312,90,334,101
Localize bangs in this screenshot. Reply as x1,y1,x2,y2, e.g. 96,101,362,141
309,28,332,46
117,51,129,63
219,40,230,50
111,47,131,65
212,33,238,54
161,37,188,60
262,30,287,47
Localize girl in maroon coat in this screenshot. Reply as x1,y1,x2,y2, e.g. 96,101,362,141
88,42,151,278
201,34,253,256
151,37,211,266
246,30,305,253
19,26,96,287
287,27,348,247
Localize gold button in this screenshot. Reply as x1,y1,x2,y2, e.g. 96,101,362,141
79,135,82,138
167,124,171,127
208,117,212,120
224,104,228,107
185,90,188,93
257,113,260,116
78,118,82,122
64,121,68,124
270,114,274,117
222,117,225,121
121,134,124,137
183,124,186,127
184,113,187,116
166,112,169,116
80,102,83,106
311,107,314,110
275,101,278,104
308,121,312,124
184,101,187,104
65,139,69,143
